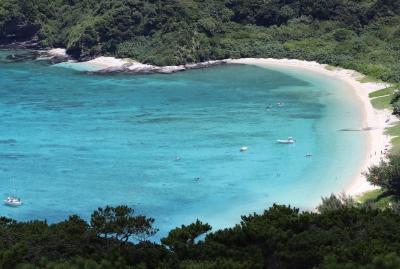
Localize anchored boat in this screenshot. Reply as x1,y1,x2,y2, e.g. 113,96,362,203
276,137,295,144
4,178,22,207
4,196,22,207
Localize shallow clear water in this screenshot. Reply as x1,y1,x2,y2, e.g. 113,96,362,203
0,51,367,238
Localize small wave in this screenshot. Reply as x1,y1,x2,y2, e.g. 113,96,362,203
0,139,17,144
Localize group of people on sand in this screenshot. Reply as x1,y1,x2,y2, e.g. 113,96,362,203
373,144,390,159
381,144,390,157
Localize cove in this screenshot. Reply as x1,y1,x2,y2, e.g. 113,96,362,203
0,51,368,238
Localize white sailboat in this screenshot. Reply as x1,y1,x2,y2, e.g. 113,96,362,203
4,196,22,207
4,178,22,207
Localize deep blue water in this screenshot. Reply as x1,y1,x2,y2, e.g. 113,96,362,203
0,51,367,238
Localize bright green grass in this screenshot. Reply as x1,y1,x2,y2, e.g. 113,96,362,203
368,85,399,109
390,136,400,155
357,189,383,203
369,87,395,98
357,189,394,208
385,123,400,154
386,123,400,136
370,94,394,109
360,75,381,83
367,86,400,152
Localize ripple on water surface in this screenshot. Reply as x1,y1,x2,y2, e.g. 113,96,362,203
0,54,367,237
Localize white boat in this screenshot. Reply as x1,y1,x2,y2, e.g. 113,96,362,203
240,146,248,152
4,196,22,207
276,137,295,144
4,178,22,207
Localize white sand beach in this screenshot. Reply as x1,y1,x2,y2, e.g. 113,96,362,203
49,50,225,73
227,58,396,196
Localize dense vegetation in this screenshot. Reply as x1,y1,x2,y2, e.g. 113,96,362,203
1,0,400,82
1,202,400,269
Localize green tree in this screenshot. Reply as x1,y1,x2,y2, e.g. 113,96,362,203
366,155,400,199
161,219,211,258
317,192,356,213
90,205,158,243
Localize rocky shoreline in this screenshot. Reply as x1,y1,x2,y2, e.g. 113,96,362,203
0,44,71,64
42,48,229,74
0,40,42,50
92,59,228,74
1,44,228,74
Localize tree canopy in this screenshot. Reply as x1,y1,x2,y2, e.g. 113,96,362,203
2,204,400,268
1,0,400,82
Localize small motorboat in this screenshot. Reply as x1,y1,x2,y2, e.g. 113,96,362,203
4,196,22,207
276,137,295,144
305,153,312,157
240,146,248,152
277,102,285,107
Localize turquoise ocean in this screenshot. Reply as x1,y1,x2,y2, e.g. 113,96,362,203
0,51,367,238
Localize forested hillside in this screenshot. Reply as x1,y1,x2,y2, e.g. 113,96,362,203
1,0,400,82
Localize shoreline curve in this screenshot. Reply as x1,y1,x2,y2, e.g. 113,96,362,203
44,49,399,198
227,58,396,197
